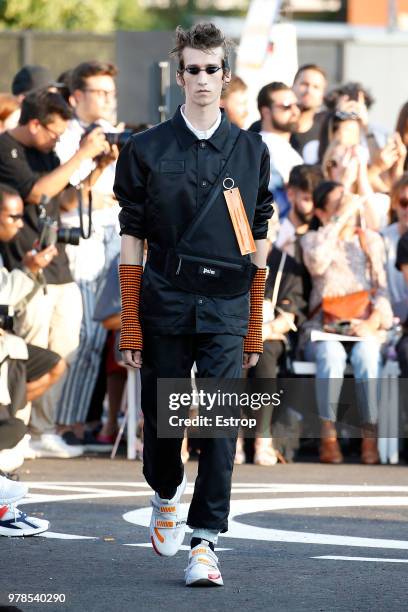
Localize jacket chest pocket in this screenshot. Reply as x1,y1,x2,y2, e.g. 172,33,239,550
159,160,185,174
147,159,188,225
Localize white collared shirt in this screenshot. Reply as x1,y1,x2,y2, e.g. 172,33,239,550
180,105,221,140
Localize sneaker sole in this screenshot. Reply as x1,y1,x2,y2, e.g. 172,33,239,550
186,578,224,587
84,444,113,453
0,520,50,537
31,449,83,458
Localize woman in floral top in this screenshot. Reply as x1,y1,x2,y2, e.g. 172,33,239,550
300,181,393,464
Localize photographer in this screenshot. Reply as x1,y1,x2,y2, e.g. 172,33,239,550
0,89,108,458
0,184,65,471
54,61,123,444
56,60,120,211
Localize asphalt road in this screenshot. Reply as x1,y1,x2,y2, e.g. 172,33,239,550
1,457,408,612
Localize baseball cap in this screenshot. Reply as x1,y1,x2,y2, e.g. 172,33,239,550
12,65,60,96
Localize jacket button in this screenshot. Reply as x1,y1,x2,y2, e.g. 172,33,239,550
201,180,208,188
199,141,207,148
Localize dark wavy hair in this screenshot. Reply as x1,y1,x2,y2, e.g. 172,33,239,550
170,23,231,73
19,89,72,125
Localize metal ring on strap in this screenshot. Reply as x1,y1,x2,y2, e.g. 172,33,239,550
223,177,235,190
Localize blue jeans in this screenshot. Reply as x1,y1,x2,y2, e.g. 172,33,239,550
304,339,382,424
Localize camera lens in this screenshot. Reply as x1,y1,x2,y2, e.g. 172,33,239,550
57,227,81,246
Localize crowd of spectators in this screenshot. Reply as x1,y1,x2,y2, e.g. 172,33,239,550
0,58,407,474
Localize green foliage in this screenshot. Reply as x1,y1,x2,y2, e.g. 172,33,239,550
0,0,246,32
0,0,116,31
0,0,154,32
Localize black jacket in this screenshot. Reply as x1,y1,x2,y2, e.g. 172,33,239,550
114,107,273,336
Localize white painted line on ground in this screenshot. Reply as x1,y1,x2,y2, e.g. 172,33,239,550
23,482,408,493
38,532,98,540
312,556,408,564
124,496,408,550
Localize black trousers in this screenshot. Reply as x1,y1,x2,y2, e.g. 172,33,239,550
141,333,243,533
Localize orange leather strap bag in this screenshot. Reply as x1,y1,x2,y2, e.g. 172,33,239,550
320,229,377,330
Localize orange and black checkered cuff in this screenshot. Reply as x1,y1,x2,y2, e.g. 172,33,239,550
243,267,267,354
119,264,143,352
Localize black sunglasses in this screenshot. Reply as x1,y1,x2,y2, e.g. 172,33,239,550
8,213,24,221
181,65,223,75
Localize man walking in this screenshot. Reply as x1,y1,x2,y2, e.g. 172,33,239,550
114,23,273,587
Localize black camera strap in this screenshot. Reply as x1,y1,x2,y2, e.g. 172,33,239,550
76,184,93,240
179,124,241,246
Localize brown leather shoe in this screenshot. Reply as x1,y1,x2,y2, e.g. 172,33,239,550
319,437,344,463
361,425,379,464
361,438,379,464
319,421,343,464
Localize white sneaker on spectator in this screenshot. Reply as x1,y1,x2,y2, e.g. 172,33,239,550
29,434,84,458
0,446,25,473
150,472,187,556
0,474,28,505
185,541,224,587
16,434,38,460
0,504,49,537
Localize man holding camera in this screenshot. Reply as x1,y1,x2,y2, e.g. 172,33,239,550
56,61,120,209
0,89,108,457
54,61,122,443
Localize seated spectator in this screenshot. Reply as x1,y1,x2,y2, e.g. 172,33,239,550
275,164,323,258
291,64,328,163
220,75,248,128
301,182,393,465
0,183,65,470
0,94,20,132
396,101,408,172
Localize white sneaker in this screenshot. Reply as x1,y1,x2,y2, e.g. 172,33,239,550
0,504,49,537
17,434,38,459
150,473,187,557
0,475,28,505
0,446,25,472
29,434,84,458
185,541,224,587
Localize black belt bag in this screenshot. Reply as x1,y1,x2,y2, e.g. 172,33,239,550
161,248,257,297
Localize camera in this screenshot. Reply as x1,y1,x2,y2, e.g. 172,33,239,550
0,305,14,331
83,123,133,149
38,216,80,249
104,130,133,148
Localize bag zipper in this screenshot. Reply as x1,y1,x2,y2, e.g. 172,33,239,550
176,254,243,275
